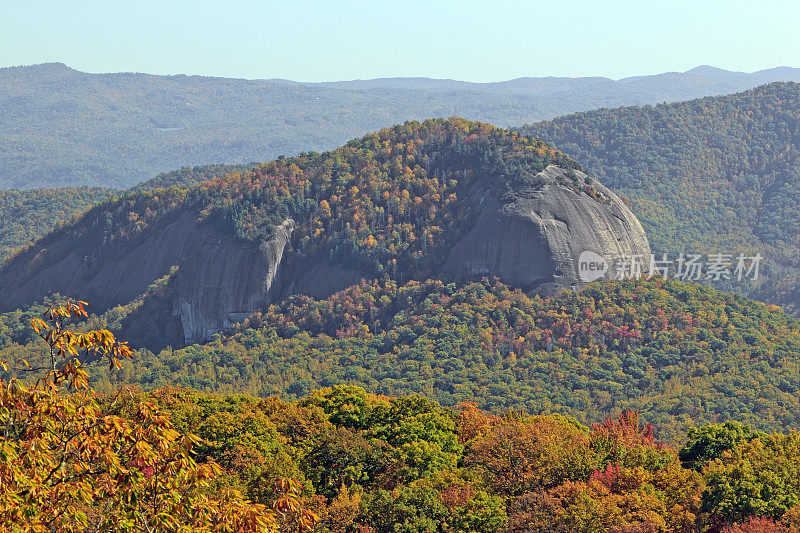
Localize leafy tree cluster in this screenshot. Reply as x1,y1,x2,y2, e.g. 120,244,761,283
62,382,800,532
521,82,800,312
35,276,796,444
4,294,800,531
2,299,800,531
0,301,314,532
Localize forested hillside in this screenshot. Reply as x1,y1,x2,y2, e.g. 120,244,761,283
2,63,798,188
4,293,800,532
132,162,259,191
0,186,113,261
0,117,796,445
522,82,800,312
0,164,255,263
4,81,800,302
3,276,798,444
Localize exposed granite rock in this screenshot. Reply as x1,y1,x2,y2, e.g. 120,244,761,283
0,209,203,313
174,218,294,344
0,210,295,345
442,165,651,294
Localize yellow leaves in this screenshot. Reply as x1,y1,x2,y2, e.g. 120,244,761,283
269,477,318,532
319,199,331,218
0,378,282,531
24,301,134,389
44,301,89,322
29,317,47,333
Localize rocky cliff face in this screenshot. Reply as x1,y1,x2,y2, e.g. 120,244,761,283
0,209,295,346
0,165,649,348
442,165,651,293
173,218,294,344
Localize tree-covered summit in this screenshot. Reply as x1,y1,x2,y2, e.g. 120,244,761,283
4,118,584,287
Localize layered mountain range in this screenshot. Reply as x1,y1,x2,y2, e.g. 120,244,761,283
2,63,799,188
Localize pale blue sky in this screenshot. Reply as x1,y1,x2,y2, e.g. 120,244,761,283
1,0,798,82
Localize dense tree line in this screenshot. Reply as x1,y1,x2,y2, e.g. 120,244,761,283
132,162,260,192
134,383,800,532
4,276,799,444
0,301,312,532
3,301,800,532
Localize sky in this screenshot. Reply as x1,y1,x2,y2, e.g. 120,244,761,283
1,0,799,82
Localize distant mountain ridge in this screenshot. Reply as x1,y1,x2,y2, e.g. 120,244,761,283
2,62,798,188
314,65,800,98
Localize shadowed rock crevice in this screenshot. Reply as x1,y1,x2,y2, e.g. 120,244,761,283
174,218,294,344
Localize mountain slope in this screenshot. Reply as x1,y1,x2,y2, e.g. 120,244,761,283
132,163,260,192
521,82,800,312
69,276,800,443
2,63,798,188
0,118,649,348
0,165,260,264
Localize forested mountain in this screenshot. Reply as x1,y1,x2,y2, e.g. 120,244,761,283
2,63,798,188
0,118,652,349
4,101,800,531
1,118,797,445
522,82,800,312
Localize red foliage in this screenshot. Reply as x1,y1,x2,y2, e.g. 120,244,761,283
591,409,655,447
723,517,793,533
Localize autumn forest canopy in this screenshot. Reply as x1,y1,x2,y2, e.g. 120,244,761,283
1,81,800,532
3,301,800,532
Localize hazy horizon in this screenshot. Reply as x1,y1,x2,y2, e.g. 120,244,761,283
4,61,799,84
2,0,798,83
